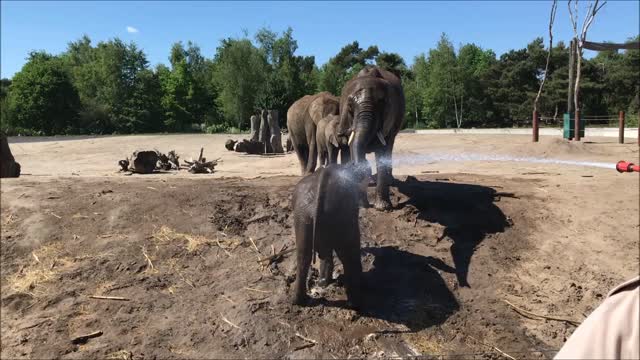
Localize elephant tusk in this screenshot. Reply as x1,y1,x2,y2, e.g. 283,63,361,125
348,131,355,146
377,131,387,146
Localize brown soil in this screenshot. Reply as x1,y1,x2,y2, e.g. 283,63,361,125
1,134,638,359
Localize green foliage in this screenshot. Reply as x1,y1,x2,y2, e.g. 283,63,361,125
4,31,639,135
254,27,316,125
318,41,379,95
8,52,80,135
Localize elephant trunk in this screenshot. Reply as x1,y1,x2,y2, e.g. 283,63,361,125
350,109,376,164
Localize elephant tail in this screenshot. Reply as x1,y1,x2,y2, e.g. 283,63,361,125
312,167,329,265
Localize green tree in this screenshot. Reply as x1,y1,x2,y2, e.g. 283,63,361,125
376,52,408,78
421,33,459,128
457,43,497,127
62,36,160,133
485,38,546,126
318,41,379,95
212,36,267,128
255,27,316,124
0,79,12,134
158,41,218,131
8,52,80,135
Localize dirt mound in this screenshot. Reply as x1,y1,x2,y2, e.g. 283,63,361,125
1,173,636,359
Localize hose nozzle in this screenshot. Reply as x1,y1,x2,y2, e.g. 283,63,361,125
616,161,640,173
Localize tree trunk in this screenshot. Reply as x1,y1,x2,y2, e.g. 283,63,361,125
534,0,557,115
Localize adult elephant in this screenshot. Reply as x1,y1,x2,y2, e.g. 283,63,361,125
287,92,339,175
338,66,405,210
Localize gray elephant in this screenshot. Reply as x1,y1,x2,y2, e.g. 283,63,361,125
286,92,339,175
338,66,405,210
291,162,371,309
316,115,350,167
315,116,331,167
0,135,21,178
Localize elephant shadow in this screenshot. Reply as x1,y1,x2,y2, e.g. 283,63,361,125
394,176,510,288
309,246,458,332
360,246,459,331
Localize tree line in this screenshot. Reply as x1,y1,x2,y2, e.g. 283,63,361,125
1,29,638,136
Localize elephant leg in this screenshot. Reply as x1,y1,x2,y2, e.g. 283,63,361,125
318,250,334,287
373,146,393,211
328,147,339,165
318,150,327,168
304,128,318,175
336,235,362,310
339,146,351,164
292,219,312,305
294,144,309,176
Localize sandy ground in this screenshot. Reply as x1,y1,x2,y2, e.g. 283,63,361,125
1,133,639,359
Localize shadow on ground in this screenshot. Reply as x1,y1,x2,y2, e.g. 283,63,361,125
309,246,459,332
395,176,510,288
361,246,459,332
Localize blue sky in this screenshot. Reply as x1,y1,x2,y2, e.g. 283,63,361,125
2,1,639,78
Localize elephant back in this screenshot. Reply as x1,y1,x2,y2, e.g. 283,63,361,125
308,93,339,125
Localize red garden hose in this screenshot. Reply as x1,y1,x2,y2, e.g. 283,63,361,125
616,161,640,173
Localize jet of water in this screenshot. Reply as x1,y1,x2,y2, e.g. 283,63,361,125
378,153,616,170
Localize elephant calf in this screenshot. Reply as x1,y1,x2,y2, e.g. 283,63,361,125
291,163,371,309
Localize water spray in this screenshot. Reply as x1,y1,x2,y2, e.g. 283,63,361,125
616,161,640,173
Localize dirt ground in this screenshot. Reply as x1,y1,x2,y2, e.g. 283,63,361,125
1,134,638,359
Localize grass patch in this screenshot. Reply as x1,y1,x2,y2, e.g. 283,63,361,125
7,243,73,297
152,225,240,253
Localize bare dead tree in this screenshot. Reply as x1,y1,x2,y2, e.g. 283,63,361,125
534,0,558,115
568,0,607,112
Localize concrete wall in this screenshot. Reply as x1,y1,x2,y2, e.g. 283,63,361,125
403,127,639,138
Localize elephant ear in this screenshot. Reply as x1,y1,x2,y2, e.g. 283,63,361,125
328,134,339,148
338,83,355,135
381,76,405,138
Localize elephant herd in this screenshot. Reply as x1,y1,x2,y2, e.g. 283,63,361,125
288,66,405,309
287,65,405,211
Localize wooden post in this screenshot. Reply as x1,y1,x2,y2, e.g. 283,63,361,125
574,109,581,141
532,111,539,142
618,111,625,144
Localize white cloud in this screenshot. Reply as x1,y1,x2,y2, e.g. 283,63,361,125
126,26,139,34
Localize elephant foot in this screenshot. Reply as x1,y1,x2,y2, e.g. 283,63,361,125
346,295,363,311
373,198,392,211
368,174,377,187
291,293,310,306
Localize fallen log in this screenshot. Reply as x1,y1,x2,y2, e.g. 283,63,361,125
225,139,237,151
234,139,265,155
183,148,221,174
129,150,158,174
157,150,180,170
